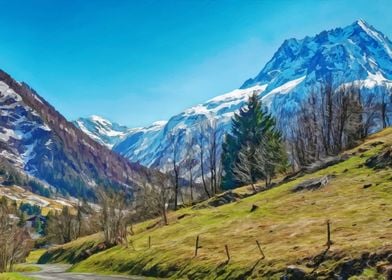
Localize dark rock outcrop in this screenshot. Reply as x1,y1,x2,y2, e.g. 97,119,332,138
281,265,307,280
192,191,244,209
292,176,331,192
365,146,392,169
363,183,373,189
304,155,349,173
250,204,259,212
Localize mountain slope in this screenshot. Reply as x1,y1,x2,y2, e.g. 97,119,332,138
81,20,392,176
39,128,392,279
0,70,145,198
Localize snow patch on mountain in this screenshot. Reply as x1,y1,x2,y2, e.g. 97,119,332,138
362,71,392,87
0,127,20,141
0,81,52,171
74,116,131,148
262,76,306,105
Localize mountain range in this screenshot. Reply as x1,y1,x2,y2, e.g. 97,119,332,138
76,19,392,177
1,19,392,198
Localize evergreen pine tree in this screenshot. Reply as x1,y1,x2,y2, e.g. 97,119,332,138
221,133,238,189
35,216,43,234
221,93,287,190
17,211,26,227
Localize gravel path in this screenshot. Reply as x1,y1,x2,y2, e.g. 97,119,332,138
23,264,149,280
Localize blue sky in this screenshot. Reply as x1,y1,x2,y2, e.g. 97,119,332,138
0,0,391,127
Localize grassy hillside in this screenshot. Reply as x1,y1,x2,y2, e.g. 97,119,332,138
39,129,392,279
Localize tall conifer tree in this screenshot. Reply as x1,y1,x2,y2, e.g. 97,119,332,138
221,93,286,190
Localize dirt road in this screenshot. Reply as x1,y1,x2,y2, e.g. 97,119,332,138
23,264,150,280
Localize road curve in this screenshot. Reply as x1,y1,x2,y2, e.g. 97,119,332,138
23,264,150,280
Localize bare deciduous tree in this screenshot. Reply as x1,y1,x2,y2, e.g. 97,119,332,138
184,137,197,204
379,86,391,129
288,80,391,168
197,119,222,197
140,171,173,225
46,206,79,244
232,144,258,193
0,198,32,273
197,124,211,198
168,132,182,210
97,186,130,246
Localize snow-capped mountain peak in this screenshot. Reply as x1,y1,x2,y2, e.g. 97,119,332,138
356,19,388,43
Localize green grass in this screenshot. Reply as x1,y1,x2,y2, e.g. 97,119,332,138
39,128,392,279
0,273,35,280
26,249,47,264
38,233,104,264
349,268,386,280
12,265,41,273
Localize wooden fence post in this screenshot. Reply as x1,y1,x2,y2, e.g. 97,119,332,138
326,220,332,248
225,245,230,261
195,235,200,257
386,267,392,280
256,240,265,259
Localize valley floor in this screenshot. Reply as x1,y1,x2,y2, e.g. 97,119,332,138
38,128,392,279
